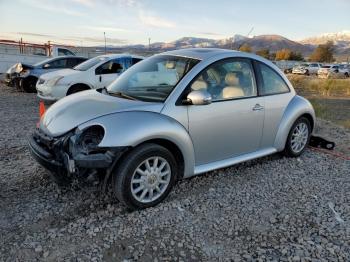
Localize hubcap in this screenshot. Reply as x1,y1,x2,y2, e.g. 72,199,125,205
131,156,171,203
291,122,309,153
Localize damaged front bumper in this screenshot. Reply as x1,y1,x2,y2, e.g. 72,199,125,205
28,128,126,177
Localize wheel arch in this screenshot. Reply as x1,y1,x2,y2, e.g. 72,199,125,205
136,138,185,180
274,95,316,151
66,83,91,95
78,111,195,177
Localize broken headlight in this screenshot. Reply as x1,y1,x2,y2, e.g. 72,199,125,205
74,125,105,154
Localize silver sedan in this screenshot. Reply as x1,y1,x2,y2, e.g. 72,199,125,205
29,48,315,209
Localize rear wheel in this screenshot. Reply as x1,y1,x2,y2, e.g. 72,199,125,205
112,143,178,210
284,117,311,157
345,72,349,78
304,69,309,76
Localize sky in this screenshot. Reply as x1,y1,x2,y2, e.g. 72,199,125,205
0,0,349,47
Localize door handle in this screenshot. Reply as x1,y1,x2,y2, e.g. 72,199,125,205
252,104,264,111
99,75,102,82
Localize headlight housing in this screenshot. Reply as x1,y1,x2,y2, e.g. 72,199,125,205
20,69,30,77
73,125,105,154
46,76,64,87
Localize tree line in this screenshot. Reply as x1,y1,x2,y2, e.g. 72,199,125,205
238,41,335,62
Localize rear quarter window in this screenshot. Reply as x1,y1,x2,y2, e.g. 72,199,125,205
257,62,290,95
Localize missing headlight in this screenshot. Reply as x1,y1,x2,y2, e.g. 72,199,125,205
76,125,105,154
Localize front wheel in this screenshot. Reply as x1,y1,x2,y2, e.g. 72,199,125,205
112,143,178,210
284,117,311,157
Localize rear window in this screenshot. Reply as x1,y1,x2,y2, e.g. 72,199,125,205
321,66,331,68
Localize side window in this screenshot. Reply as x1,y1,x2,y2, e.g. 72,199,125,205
58,48,75,56
132,58,143,65
258,62,289,95
95,59,124,75
67,58,85,68
190,58,257,101
46,59,67,69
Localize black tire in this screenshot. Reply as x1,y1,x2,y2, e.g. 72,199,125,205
66,84,89,96
112,143,178,210
304,69,309,76
284,117,311,157
345,72,349,78
21,76,38,93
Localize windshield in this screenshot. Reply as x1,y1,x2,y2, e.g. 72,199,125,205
74,56,109,71
107,55,200,102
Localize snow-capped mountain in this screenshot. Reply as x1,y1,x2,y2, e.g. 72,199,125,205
300,31,350,55
300,31,350,45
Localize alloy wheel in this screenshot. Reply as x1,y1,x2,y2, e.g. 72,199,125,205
130,156,171,203
290,122,309,153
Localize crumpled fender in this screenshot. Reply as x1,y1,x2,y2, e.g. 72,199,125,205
78,111,195,177
274,95,316,151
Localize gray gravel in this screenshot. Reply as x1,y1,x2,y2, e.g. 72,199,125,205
0,83,349,261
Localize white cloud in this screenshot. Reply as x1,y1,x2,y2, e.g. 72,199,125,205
71,0,95,7
79,25,134,33
24,0,86,16
139,12,176,28
71,0,138,8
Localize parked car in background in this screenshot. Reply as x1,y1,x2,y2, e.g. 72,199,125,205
29,48,315,210
317,64,349,79
292,63,322,75
339,64,350,78
36,54,143,101
5,56,87,92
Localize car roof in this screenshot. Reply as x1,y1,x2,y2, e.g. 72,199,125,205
96,53,144,59
160,48,245,60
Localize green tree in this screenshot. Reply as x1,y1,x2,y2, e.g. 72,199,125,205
309,41,335,62
239,43,252,53
256,49,270,59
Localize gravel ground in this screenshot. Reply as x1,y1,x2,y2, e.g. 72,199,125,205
0,83,349,261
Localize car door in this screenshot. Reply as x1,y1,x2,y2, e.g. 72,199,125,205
253,61,294,149
187,58,264,166
94,58,124,89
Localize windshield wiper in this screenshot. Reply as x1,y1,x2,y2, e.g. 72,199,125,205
108,91,138,100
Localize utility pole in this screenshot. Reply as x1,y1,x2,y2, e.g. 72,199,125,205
104,32,107,54
236,27,254,50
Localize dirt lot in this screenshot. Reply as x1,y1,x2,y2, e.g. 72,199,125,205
0,83,350,261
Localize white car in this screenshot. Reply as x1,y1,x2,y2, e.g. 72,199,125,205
36,54,143,101
292,63,322,75
317,64,349,79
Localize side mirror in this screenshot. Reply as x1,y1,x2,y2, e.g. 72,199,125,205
186,90,212,105
43,63,50,68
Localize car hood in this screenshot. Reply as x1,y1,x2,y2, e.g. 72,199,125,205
40,89,164,137
39,68,81,80
6,63,34,74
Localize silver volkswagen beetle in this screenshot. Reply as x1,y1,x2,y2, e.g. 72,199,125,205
29,48,315,209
